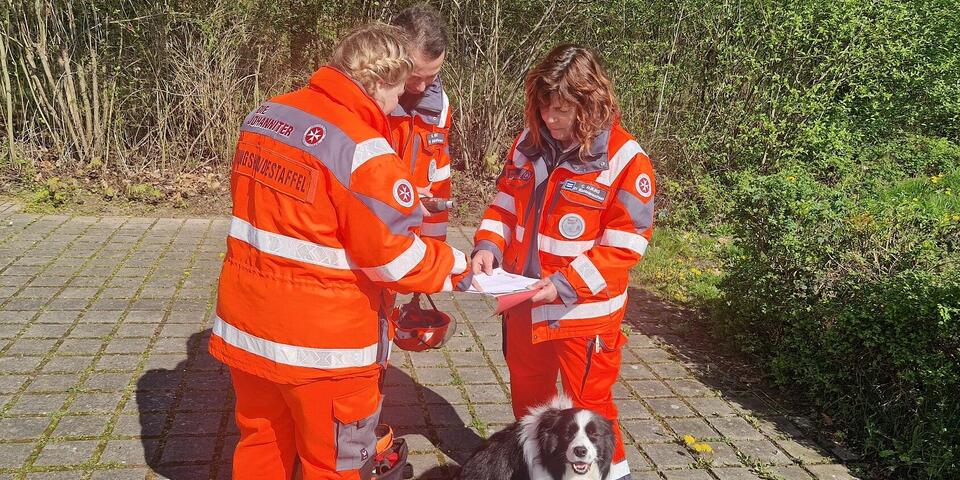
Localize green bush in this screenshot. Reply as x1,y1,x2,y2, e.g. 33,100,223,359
718,142,960,478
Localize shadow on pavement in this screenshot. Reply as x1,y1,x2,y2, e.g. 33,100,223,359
135,330,481,480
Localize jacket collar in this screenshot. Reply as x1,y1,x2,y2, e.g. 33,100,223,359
516,124,612,174
308,66,392,139
391,77,445,125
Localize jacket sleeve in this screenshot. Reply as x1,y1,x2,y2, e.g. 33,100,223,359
333,142,470,293
472,134,525,266
549,152,655,305
421,106,453,241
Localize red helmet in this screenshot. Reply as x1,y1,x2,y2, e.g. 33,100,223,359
390,295,456,352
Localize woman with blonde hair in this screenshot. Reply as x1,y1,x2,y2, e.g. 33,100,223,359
210,23,469,479
472,44,656,479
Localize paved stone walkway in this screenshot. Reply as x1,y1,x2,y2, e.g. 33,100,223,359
0,203,860,480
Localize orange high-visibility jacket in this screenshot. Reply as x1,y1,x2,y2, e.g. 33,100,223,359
389,78,452,240
474,122,655,343
210,67,469,384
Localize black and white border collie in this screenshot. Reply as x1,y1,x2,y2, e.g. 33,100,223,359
458,395,615,480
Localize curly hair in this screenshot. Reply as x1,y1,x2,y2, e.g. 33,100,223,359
330,23,414,95
523,44,620,156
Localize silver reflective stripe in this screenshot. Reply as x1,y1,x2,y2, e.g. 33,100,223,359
420,221,448,237
493,192,516,215
442,276,453,292
570,255,606,295
431,164,451,182
229,216,352,269
352,137,394,173
451,246,467,275
596,140,645,186
479,219,511,243
531,291,628,323
213,315,379,369
362,236,427,282
438,91,450,127
605,460,630,480
538,234,595,257
617,189,655,231
600,229,649,256
515,224,526,242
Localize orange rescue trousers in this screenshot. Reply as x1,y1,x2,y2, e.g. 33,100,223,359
229,367,382,480
503,308,629,466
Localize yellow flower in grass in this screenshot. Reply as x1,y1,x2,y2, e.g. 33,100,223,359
953,215,960,222
682,435,696,446
931,175,941,184
692,443,714,453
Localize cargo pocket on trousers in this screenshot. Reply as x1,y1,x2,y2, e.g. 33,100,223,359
333,383,382,472
580,331,628,391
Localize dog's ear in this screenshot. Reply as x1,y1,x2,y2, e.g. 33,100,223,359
536,408,564,456
594,415,615,479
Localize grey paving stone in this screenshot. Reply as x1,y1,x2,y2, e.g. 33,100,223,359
0,416,51,440
666,379,713,397
425,403,472,427
621,418,672,443
23,323,72,338
767,466,816,479
34,439,99,466
627,380,674,398
168,411,222,435
618,399,652,419
732,439,793,466
79,311,123,323
663,470,714,480
0,441,35,468
701,442,744,467
775,438,834,465
647,397,696,418
6,338,59,355
708,416,766,441
42,355,94,373
0,355,43,374
100,439,154,466
69,324,115,338
463,384,508,404
381,405,429,428
665,417,721,441
620,363,656,380
27,374,81,392
23,470,87,479
806,464,859,480
8,393,68,415
422,386,467,405
69,391,126,413
112,413,166,437
688,396,738,417
710,467,763,480
89,467,150,479
104,337,152,355
53,415,109,438
57,338,106,355
640,442,694,469
472,403,516,424
84,372,134,391
96,354,143,372
455,366,499,384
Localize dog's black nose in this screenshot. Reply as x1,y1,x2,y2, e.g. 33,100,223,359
573,446,588,458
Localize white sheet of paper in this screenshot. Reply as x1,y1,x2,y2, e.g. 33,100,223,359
468,268,539,295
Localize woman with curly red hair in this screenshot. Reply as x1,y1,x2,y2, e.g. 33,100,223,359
472,44,656,479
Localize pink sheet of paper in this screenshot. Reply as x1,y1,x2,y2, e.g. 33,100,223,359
493,289,539,314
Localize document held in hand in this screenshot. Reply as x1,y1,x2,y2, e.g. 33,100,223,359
467,268,541,314
468,268,539,295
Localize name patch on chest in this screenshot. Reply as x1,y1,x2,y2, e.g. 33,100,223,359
426,132,445,145
560,180,607,203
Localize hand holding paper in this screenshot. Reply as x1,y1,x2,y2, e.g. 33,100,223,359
467,268,539,295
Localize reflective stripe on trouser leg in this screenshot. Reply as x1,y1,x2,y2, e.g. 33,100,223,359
555,333,629,464
503,308,561,420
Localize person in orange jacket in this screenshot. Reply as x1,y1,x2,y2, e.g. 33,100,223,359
389,4,453,241
210,23,470,480
471,44,656,480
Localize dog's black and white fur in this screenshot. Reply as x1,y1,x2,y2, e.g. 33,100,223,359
458,395,615,480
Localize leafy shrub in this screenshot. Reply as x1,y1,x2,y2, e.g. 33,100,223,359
718,141,960,478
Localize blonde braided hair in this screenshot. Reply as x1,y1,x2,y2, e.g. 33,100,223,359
330,23,414,95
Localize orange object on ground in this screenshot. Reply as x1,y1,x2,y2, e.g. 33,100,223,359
230,368,381,480
389,78,452,240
